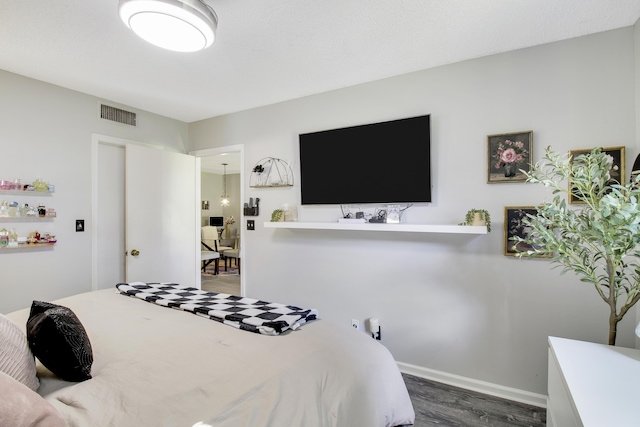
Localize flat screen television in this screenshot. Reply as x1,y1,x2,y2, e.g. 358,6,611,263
209,216,224,227
299,114,431,205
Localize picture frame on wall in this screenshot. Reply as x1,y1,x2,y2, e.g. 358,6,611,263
504,206,551,257
487,131,533,183
568,146,625,204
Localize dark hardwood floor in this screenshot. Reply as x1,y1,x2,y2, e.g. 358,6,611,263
403,373,546,427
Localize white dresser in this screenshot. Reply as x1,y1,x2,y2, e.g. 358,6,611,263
547,336,640,427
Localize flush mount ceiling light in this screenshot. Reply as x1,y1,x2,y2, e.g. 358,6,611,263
119,0,218,52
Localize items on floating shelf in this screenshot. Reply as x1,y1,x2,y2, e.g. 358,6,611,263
0,177,57,251
271,209,284,222
244,197,260,216
459,208,491,232
250,158,293,188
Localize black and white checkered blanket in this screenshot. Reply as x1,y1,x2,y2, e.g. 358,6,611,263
116,282,318,336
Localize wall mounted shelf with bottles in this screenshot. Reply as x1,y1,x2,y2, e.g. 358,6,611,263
249,158,294,188
0,178,57,250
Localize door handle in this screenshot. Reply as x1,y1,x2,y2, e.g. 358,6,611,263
130,249,140,256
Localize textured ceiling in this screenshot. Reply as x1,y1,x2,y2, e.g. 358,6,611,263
1,1,639,123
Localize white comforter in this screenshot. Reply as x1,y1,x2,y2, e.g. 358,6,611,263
7,289,415,427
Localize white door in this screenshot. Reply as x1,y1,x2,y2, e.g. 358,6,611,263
125,144,199,286
96,144,126,290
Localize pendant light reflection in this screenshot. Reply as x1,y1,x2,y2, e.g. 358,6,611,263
221,163,230,207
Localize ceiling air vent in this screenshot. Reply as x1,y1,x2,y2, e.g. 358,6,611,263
100,104,137,126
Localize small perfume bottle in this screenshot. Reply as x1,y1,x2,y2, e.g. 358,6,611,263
0,228,8,247
8,201,18,217
7,228,17,247
0,201,8,218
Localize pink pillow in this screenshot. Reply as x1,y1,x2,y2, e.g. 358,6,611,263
0,313,39,390
0,371,66,426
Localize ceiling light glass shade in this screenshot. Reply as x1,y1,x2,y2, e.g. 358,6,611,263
119,0,217,52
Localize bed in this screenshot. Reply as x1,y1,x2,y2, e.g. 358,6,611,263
2,286,415,427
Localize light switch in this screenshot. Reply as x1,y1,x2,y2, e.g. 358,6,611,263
247,220,255,231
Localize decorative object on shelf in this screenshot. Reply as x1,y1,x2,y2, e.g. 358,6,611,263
568,146,625,204
270,209,284,222
220,163,230,207
244,197,260,216
252,164,265,186
250,158,293,187
7,228,17,247
224,216,235,239
487,131,532,183
504,206,547,257
0,228,7,247
33,178,49,192
118,0,218,53
282,203,297,222
512,146,640,345
460,209,491,232
0,179,21,190
386,205,400,224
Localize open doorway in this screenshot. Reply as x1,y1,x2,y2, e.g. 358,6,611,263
190,145,244,296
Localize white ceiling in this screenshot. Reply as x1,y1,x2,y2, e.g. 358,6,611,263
200,152,240,175
1,1,639,124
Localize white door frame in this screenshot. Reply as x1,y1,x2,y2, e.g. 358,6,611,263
91,134,167,291
190,144,245,296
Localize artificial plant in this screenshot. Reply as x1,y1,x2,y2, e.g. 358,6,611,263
270,209,284,222
514,146,640,345
461,209,492,232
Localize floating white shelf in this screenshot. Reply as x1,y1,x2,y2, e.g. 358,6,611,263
0,217,54,222
263,221,487,234
0,190,54,196
0,242,56,250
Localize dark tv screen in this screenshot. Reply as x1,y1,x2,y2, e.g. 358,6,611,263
299,115,431,205
209,216,224,227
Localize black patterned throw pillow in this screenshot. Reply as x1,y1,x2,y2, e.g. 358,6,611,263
26,301,93,382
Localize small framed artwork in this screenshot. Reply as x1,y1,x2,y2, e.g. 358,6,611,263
487,131,533,183
569,146,625,204
504,206,551,257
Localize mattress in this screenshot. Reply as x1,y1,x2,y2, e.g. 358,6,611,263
6,289,415,427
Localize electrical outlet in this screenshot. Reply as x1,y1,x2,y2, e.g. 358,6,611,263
247,220,255,230
351,319,359,329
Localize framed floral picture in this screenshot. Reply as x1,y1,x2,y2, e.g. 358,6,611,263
568,146,625,204
487,131,533,183
504,206,551,257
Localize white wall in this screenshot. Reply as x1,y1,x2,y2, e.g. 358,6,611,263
0,69,188,314
188,27,638,397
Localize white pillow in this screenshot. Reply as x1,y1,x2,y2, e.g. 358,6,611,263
0,313,39,390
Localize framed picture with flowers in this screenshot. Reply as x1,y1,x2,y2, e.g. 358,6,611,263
568,146,625,204
487,131,533,183
504,206,551,257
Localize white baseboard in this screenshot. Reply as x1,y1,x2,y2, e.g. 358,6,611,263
397,361,548,408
